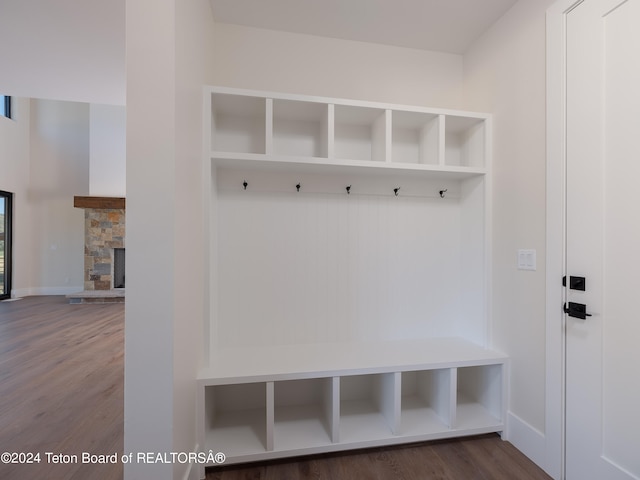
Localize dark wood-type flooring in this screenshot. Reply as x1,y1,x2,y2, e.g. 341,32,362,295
207,435,552,480
0,296,124,480
0,296,552,480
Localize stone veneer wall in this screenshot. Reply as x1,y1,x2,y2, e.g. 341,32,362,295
84,209,125,290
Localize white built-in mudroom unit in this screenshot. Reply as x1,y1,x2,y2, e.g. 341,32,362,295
197,86,506,473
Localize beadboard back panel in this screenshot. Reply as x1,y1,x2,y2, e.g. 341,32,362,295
214,178,466,349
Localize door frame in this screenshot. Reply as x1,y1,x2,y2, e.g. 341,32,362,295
546,1,585,479
0,190,13,300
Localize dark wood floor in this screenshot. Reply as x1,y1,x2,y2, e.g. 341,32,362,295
0,296,124,480
0,296,552,480
207,435,552,480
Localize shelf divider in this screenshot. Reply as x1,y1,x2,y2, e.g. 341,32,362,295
437,115,446,166
265,98,273,155
371,109,388,163
385,109,392,163
419,115,441,165
327,377,340,443
266,381,274,451
449,367,458,429
327,104,335,160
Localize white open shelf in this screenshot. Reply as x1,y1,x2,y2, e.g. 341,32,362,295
273,377,335,451
197,339,507,466
399,369,452,436
339,373,396,443
203,382,270,458
208,86,489,178
272,99,328,158
210,93,266,154
455,365,504,430
391,110,441,165
334,104,387,162
444,115,486,168
200,86,501,474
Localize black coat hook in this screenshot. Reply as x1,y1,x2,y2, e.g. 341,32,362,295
296,183,301,192
243,181,248,190
346,185,351,195
439,189,447,198
394,187,401,197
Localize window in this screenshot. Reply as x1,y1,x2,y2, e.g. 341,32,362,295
1,96,11,119
0,191,12,300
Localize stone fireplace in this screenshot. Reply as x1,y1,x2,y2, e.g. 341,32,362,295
69,196,125,303
83,208,125,290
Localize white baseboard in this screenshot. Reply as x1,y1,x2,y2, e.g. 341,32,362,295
12,286,83,297
10,288,30,298
507,411,547,472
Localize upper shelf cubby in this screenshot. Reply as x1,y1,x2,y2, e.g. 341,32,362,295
207,87,490,176
391,110,441,165
211,93,266,154
334,105,387,162
444,115,486,168
272,99,328,158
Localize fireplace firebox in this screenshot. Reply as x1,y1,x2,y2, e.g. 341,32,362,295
113,248,125,288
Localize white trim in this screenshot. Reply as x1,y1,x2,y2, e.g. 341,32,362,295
12,286,84,297
201,87,212,368
10,288,30,298
484,116,493,350
507,411,547,470
546,1,583,479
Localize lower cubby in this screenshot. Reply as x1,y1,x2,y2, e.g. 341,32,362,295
204,382,270,457
399,369,452,436
197,338,507,473
454,364,504,430
339,373,397,443
273,377,336,450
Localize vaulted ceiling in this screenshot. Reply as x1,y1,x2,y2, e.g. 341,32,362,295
210,0,518,54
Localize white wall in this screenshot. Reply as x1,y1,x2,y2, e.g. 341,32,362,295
462,0,555,469
0,98,32,294
27,99,89,294
0,0,125,105
212,23,464,109
1,98,89,297
90,104,126,197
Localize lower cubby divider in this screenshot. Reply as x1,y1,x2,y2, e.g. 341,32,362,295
266,382,274,451
329,377,340,443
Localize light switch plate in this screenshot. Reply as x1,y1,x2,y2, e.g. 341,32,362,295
517,249,536,271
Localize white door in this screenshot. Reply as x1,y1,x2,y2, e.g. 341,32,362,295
565,0,640,479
